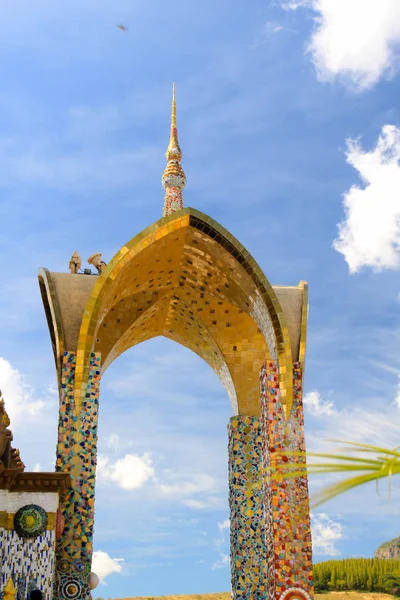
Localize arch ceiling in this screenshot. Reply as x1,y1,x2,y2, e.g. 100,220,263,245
39,208,306,418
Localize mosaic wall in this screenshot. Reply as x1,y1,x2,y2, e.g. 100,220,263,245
55,351,101,600
0,528,56,600
228,416,270,600
260,361,314,600
0,490,60,600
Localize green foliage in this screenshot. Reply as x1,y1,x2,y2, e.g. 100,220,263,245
313,558,400,595
273,441,400,508
308,442,400,507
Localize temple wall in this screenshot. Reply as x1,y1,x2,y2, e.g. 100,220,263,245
260,361,314,600
0,490,60,600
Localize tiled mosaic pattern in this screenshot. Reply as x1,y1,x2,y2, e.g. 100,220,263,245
0,528,56,600
162,173,185,216
260,361,314,600
228,416,269,600
55,351,101,600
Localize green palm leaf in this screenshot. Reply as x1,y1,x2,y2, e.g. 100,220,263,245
273,441,400,507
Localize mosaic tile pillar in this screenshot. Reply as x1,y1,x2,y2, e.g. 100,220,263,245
54,351,101,600
260,361,314,600
228,416,270,600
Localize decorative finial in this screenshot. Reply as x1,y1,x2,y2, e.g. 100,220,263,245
88,253,107,275
4,577,17,600
69,251,82,274
162,83,186,217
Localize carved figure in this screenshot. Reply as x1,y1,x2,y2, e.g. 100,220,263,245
10,447,25,471
0,394,13,470
0,392,25,473
88,253,106,275
69,251,82,274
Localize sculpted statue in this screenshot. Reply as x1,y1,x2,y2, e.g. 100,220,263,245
69,251,82,274
88,253,106,275
10,447,25,472
0,394,13,470
0,392,25,473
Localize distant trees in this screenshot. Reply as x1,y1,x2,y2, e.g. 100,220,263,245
313,558,400,595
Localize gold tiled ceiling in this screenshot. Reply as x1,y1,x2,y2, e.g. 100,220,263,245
92,226,270,416
40,209,296,418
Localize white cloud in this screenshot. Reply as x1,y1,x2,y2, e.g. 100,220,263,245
333,125,400,273
0,357,49,426
211,519,230,569
97,453,155,491
305,394,400,454
218,519,230,532
106,433,122,453
92,550,124,585
249,22,286,50
283,0,400,90
263,22,284,35
211,553,230,570
184,499,213,510
33,463,41,472
394,377,400,408
311,513,343,555
159,473,222,509
303,390,334,416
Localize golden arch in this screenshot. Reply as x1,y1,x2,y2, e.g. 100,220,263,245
38,205,312,600
40,207,308,418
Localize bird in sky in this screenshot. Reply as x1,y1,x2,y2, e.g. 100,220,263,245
116,24,127,32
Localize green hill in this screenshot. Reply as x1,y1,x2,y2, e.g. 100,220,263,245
376,538,400,560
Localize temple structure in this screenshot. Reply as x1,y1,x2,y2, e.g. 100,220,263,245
1,86,314,600
0,393,70,600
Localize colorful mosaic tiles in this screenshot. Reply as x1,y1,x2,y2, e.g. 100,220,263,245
260,361,314,600
228,416,268,600
279,587,313,600
227,363,313,600
0,528,56,600
55,558,91,600
14,504,48,539
55,351,101,600
162,180,185,217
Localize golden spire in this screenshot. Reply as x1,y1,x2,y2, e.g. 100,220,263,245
162,83,186,217
171,82,176,128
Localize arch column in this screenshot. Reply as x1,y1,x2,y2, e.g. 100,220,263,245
228,415,273,600
228,362,314,600
54,351,101,600
260,361,314,600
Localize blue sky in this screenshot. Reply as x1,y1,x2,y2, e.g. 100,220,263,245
0,0,400,597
